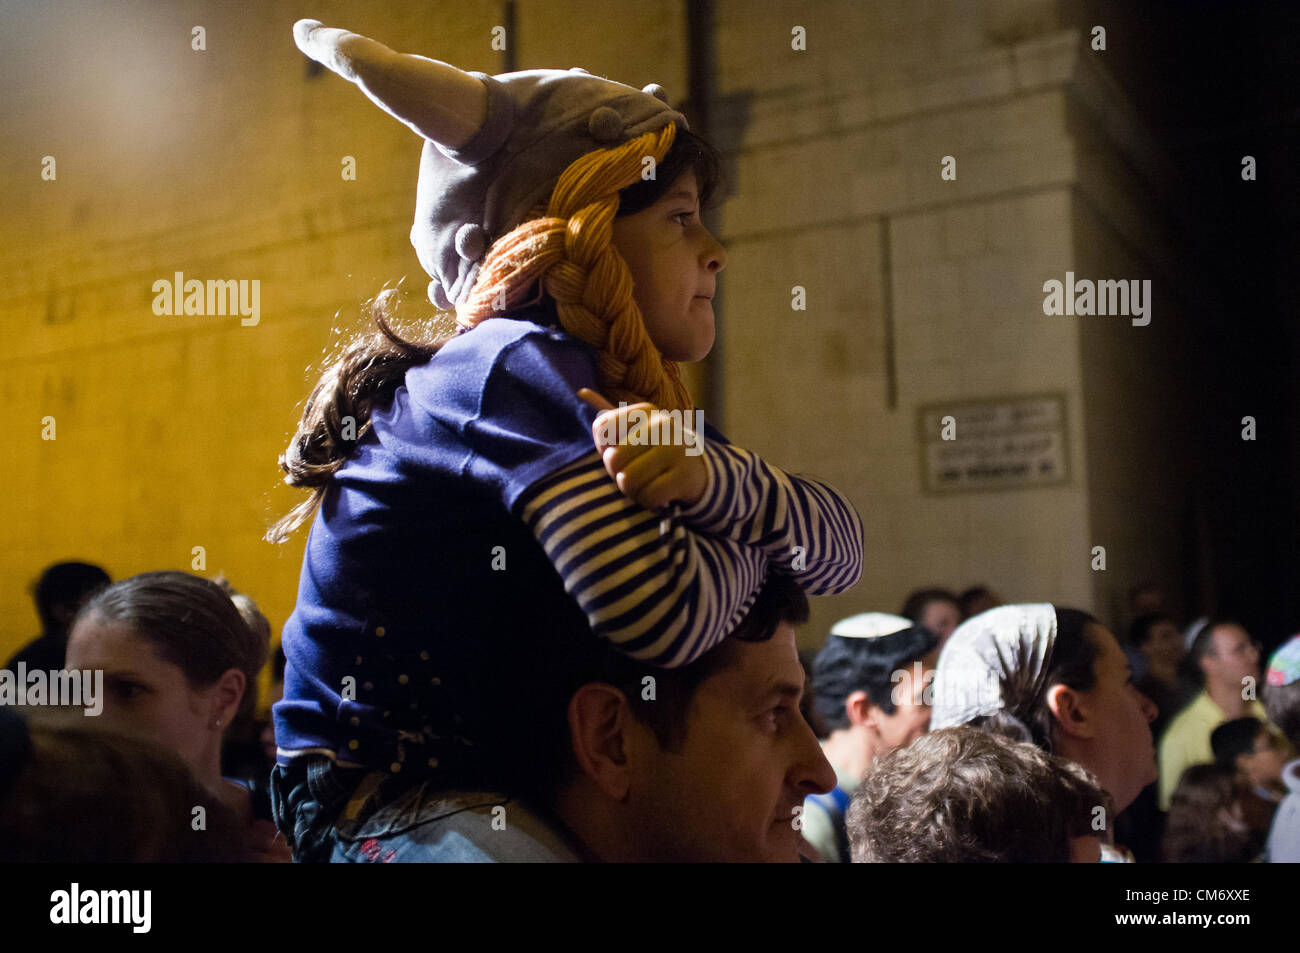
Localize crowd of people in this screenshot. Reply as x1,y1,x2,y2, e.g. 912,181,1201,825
3,21,1297,865
801,586,1298,863
1,564,1296,864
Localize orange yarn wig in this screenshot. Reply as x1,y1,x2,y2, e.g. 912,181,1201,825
454,123,694,414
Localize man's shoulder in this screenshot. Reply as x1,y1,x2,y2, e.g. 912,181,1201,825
1164,692,1214,735
397,791,585,863
800,792,843,863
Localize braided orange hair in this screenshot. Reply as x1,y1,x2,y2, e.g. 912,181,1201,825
454,123,694,413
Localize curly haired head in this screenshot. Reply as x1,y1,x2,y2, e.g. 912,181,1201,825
846,725,1108,863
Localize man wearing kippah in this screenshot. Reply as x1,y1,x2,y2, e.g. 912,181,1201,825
1157,620,1284,811
802,614,939,862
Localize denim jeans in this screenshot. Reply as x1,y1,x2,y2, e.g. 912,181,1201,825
270,755,582,862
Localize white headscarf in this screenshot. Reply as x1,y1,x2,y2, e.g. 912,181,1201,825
929,604,1058,730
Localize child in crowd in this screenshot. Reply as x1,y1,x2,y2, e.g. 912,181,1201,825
1162,763,1265,863
268,21,864,861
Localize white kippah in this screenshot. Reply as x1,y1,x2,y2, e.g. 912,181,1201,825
829,612,913,640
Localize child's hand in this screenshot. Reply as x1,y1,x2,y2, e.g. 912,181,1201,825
577,388,709,511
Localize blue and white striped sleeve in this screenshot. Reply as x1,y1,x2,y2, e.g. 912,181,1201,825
513,450,771,668
421,322,801,668
677,438,864,596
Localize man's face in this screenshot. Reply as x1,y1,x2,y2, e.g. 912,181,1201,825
1078,624,1159,811
1140,620,1185,670
1205,624,1260,692
920,601,961,648
873,649,938,754
626,621,836,861
610,170,727,363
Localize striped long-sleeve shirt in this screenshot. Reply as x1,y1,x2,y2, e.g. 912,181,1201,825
274,306,863,770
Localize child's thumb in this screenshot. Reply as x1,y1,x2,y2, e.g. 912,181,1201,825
577,388,616,412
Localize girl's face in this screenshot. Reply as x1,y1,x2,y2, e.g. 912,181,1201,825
66,612,224,777
611,169,727,363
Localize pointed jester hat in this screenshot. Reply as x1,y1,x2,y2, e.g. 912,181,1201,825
292,19,690,311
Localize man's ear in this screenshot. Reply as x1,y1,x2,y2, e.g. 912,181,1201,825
1044,683,1092,740
844,690,871,727
567,682,633,801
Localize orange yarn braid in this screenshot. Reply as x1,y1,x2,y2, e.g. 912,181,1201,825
454,124,694,413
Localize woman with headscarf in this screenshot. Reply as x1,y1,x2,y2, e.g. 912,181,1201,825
929,604,1158,860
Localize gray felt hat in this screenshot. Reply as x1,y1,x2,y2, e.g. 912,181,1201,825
293,19,690,310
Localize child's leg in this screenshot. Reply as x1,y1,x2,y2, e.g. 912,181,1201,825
269,756,367,862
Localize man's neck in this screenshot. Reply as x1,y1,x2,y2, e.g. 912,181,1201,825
550,785,628,862
821,729,874,787
1206,680,1247,719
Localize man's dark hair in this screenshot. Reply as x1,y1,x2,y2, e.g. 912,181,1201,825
846,725,1109,862
1210,717,1265,767
449,572,809,806
957,586,995,619
1128,612,1177,648
452,572,806,800
32,562,110,636
586,571,810,753
812,624,938,733
900,587,959,624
